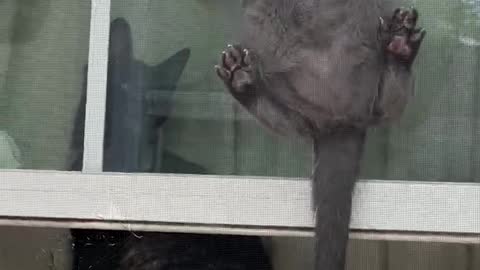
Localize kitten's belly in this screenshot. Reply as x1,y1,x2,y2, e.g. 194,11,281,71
289,47,381,120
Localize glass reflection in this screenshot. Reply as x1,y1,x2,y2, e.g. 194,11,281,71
0,0,90,170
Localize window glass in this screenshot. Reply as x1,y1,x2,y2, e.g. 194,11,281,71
92,0,312,177
0,0,90,171
362,1,480,182
96,0,480,182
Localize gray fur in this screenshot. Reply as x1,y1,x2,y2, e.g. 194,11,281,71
237,0,413,135
216,1,425,270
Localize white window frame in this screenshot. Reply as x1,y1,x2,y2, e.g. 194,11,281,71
0,0,479,244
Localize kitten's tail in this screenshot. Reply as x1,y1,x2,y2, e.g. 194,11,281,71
312,129,366,270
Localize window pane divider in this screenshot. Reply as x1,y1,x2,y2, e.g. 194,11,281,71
82,0,111,173
0,169,479,241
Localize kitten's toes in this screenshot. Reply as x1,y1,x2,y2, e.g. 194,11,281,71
215,64,231,82
215,44,256,90
243,49,253,66
215,45,242,83
383,7,425,65
223,44,244,71
410,28,426,44
391,7,418,32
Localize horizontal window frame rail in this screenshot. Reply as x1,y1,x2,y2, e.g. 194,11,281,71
0,169,479,241
1,218,480,244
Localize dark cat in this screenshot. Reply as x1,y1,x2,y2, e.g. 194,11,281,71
117,232,271,270
70,17,271,270
216,1,425,269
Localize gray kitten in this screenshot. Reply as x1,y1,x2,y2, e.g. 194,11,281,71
215,1,425,269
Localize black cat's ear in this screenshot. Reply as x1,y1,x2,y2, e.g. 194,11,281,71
109,17,133,61
149,48,191,91
145,48,191,126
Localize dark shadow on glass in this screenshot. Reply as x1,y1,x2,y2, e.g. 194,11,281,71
69,18,193,173
7,0,51,44
69,17,271,270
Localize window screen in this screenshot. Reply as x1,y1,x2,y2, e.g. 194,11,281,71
71,0,479,182
0,0,90,171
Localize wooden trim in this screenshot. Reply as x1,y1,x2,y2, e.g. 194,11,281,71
1,170,479,237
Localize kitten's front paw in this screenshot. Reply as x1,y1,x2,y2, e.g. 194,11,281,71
215,44,257,95
378,7,426,66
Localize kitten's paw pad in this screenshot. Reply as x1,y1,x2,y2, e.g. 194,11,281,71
379,7,426,64
215,44,255,91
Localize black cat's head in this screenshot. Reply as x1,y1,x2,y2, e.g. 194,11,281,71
109,17,133,61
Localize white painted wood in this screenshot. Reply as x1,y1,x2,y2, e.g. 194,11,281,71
82,0,111,172
0,170,479,237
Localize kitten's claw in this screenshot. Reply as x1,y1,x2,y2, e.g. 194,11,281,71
243,49,252,65
378,17,385,27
